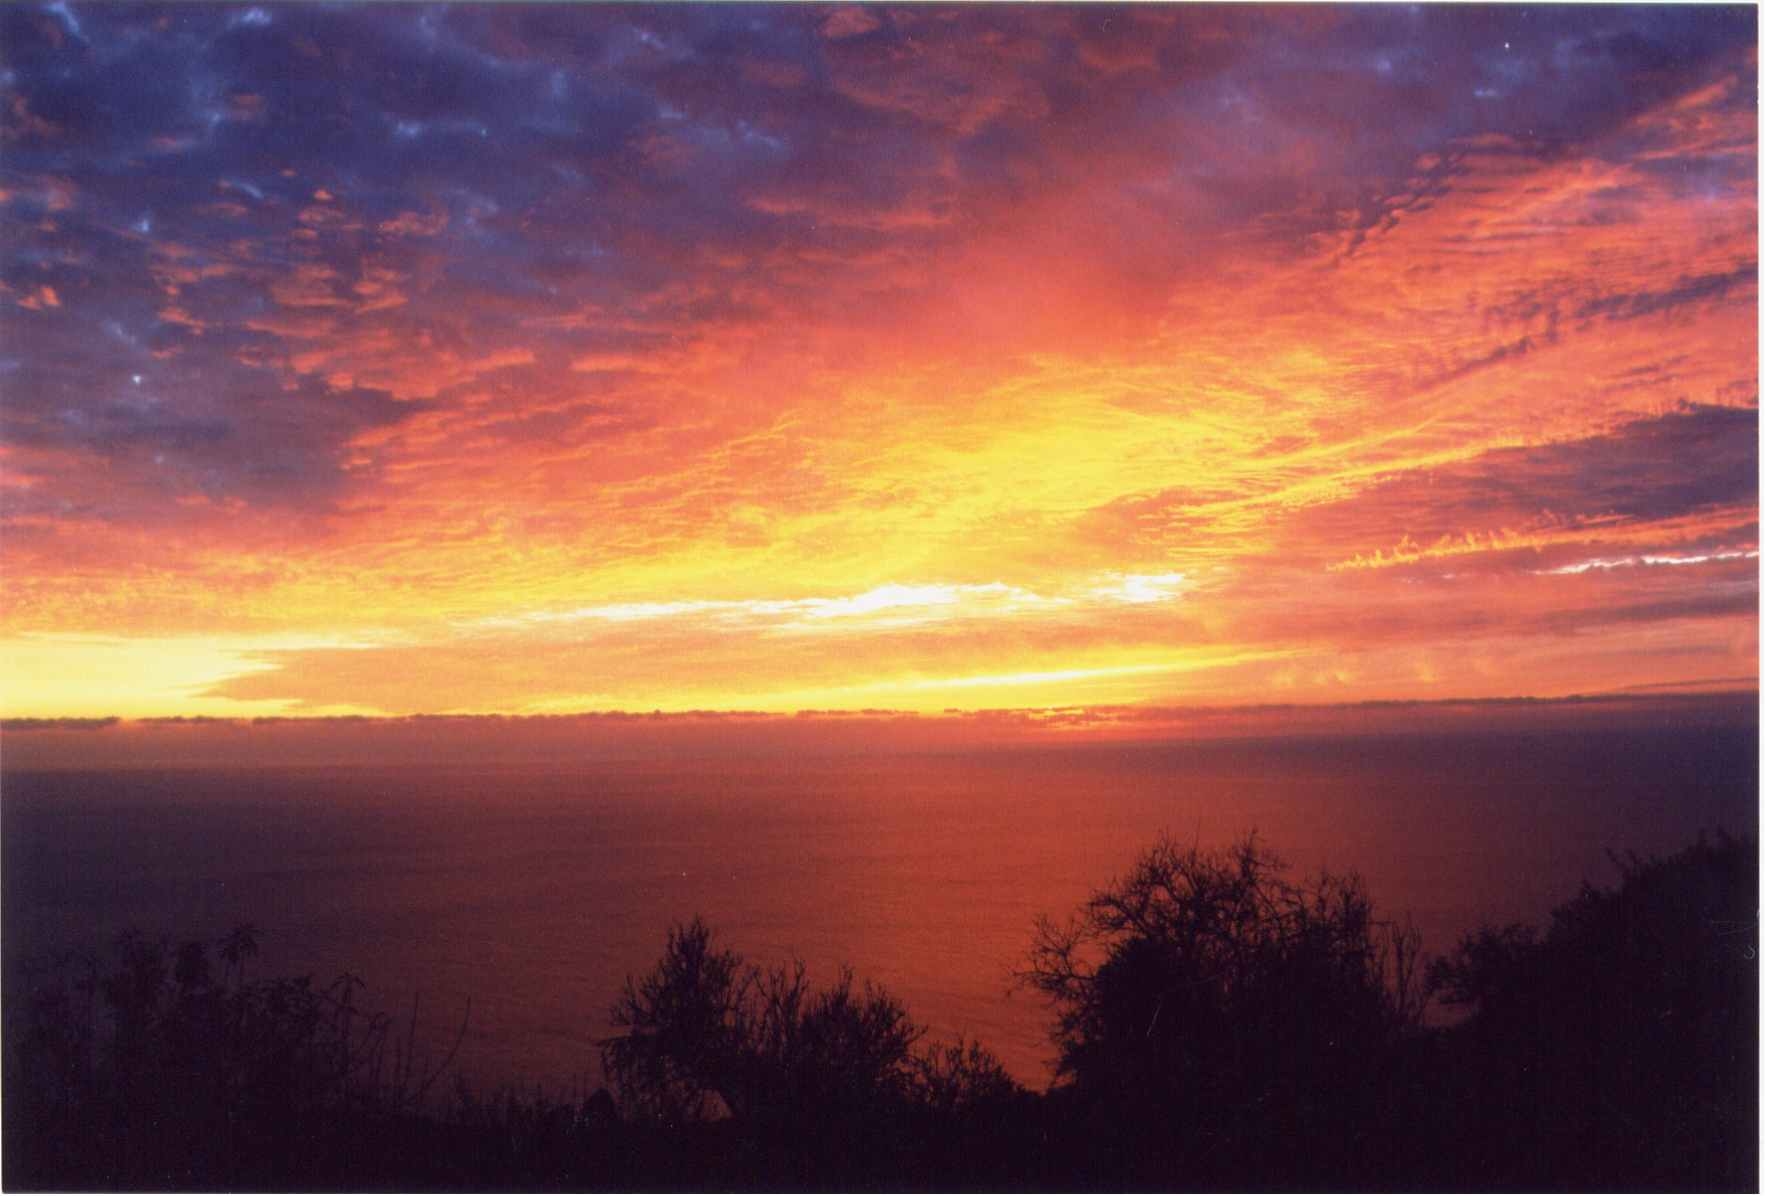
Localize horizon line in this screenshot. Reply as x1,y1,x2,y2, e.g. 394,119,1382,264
5,685,1758,734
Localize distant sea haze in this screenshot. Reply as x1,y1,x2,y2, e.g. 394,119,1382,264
4,715,1755,1091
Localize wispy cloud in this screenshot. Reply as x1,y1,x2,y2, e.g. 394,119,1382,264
1537,550,1760,576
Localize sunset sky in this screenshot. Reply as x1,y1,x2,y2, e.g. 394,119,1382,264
1,3,1757,722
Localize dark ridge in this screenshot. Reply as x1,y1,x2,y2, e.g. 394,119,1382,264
1,716,120,732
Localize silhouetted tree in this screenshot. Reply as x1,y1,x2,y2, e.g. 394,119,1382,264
913,1036,1022,1117
599,919,748,1125
731,958,923,1127
1020,834,1425,1184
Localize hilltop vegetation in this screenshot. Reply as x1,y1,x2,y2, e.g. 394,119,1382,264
5,832,1755,1190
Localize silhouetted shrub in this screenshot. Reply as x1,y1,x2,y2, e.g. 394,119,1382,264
602,917,1019,1131
599,917,1029,1185
3,925,468,1189
1428,832,1758,1190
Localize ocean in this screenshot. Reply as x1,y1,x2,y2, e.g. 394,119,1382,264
4,722,1755,1091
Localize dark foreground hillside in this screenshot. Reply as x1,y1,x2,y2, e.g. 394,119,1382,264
5,832,1755,1191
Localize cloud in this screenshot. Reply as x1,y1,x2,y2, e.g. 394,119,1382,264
820,8,882,42
1301,405,1757,573
1574,263,1758,323
0,353,422,517
0,4,1754,717
1538,550,1759,576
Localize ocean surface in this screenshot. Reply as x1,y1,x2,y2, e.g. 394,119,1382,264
4,724,1756,1091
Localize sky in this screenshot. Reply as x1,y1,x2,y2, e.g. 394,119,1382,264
0,3,1757,723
